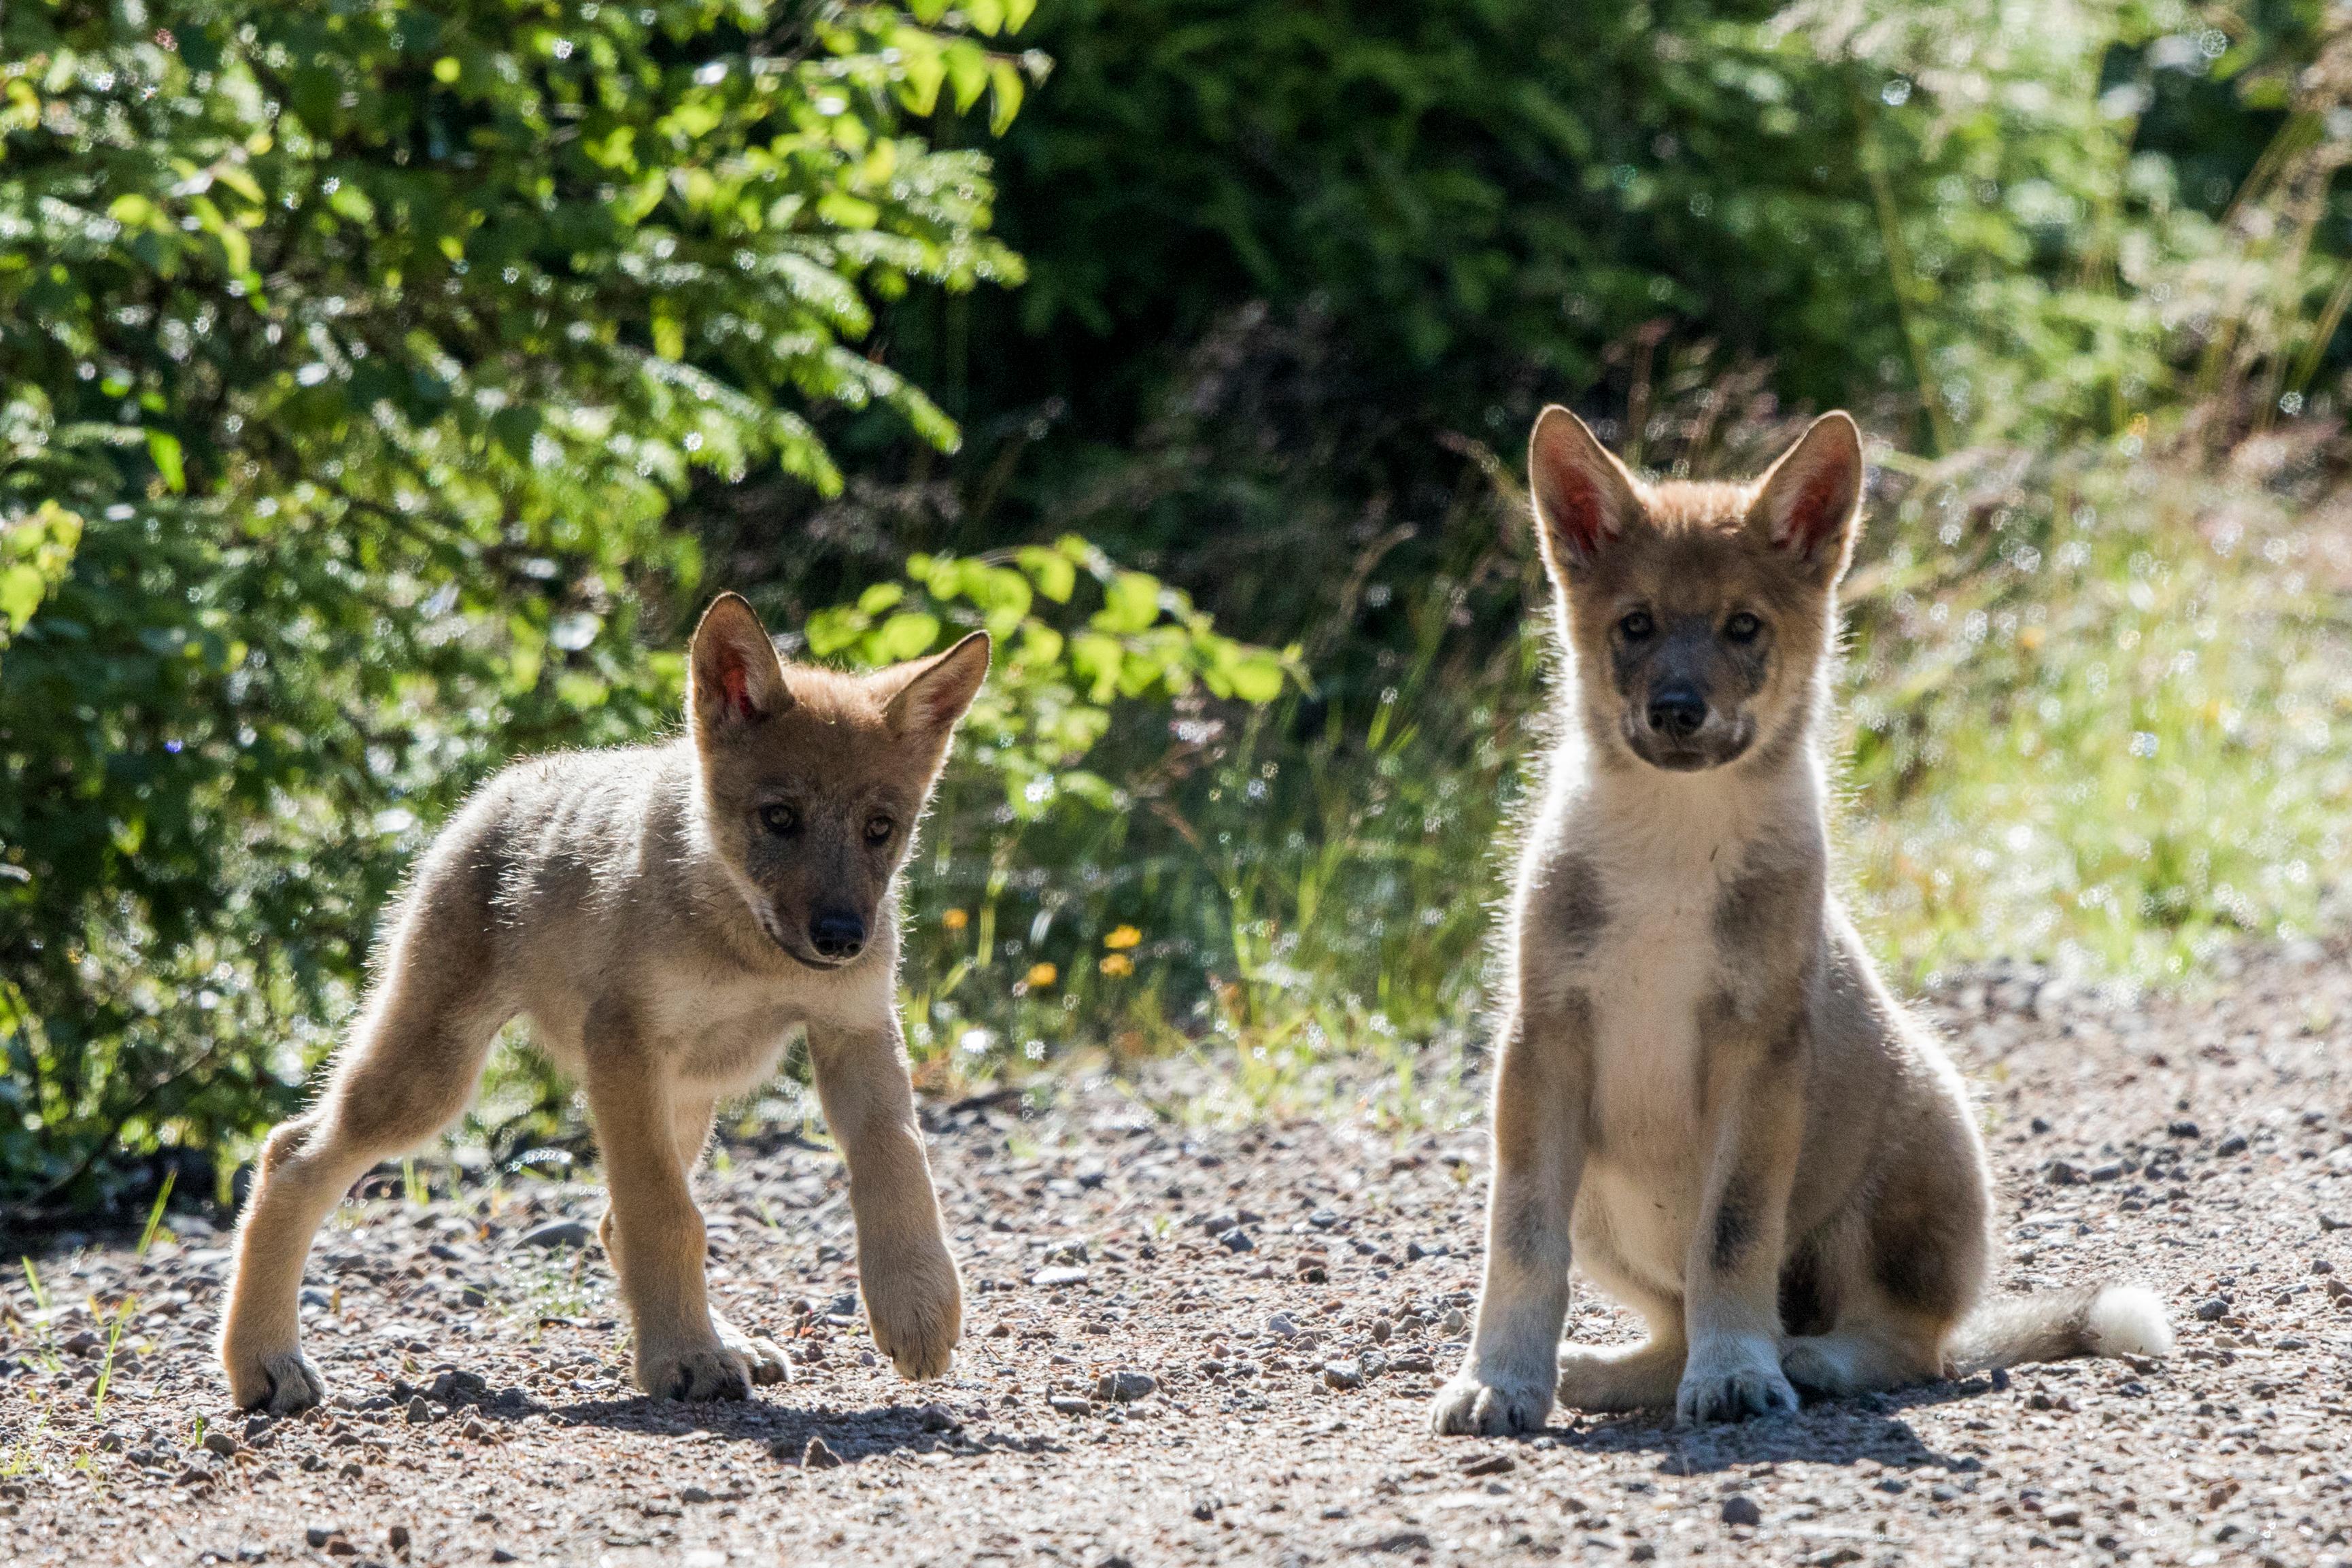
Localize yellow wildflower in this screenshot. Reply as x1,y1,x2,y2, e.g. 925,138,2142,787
1025,962,1058,989
1104,925,1142,951
1098,953,1134,978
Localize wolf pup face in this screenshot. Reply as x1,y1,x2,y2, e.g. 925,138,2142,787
687,594,989,969
1527,407,1864,772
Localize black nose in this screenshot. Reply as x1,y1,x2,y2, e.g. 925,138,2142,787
1646,683,1708,740
808,910,866,959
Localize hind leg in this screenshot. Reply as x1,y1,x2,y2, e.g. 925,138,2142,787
1556,1214,1688,1414
1556,1328,1688,1413
1784,1100,1983,1399
599,1093,787,1387
220,957,508,1413
1780,1308,1949,1397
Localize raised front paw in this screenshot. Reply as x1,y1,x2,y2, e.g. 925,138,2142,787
636,1337,753,1402
222,1337,328,1415
1429,1373,1553,1437
862,1244,962,1382
1674,1336,1798,1427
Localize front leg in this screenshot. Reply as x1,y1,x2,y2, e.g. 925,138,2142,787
806,1011,961,1381
1433,997,1589,1436
581,1023,748,1401
1675,1032,1806,1426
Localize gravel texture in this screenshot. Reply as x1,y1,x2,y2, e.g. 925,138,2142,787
3,933,2349,1567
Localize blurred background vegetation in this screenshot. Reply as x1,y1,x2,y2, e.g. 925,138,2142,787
4,0,2349,1219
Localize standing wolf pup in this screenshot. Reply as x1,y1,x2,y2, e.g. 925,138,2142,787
1432,409,2171,1436
221,594,983,1412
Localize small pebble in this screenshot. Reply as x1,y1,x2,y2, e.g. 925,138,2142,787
1321,1361,1363,1391
1722,1495,1763,1527
800,1436,842,1469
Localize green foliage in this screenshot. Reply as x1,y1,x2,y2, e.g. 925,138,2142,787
0,503,80,652
808,536,1298,816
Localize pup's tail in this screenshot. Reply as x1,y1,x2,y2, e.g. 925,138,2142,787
1947,1283,2174,1376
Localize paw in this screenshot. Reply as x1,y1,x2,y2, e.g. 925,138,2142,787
635,1338,753,1402
1429,1373,1553,1436
1675,1338,1798,1427
223,1340,327,1415
861,1245,961,1382
713,1314,791,1387
1779,1337,1856,1397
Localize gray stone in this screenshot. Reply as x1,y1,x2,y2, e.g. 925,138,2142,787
519,1220,594,1250
1095,1370,1157,1403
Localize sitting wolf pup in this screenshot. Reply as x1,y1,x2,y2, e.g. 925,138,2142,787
222,594,984,1412
1432,409,2170,1435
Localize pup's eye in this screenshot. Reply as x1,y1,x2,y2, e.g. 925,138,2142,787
1725,612,1762,643
864,815,895,845
758,803,798,836
1618,610,1654,640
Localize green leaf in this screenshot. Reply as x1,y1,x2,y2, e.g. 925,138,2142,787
1093,571,1161,635
146,432,186,494
873,611,942,662
1017,545,1076,602
0,566,46,632
944,40,990,114
806,605,868,658
988,58,1026,135
1223,651,1286,704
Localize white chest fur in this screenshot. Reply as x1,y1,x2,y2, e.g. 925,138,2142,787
1545,766,1791,1294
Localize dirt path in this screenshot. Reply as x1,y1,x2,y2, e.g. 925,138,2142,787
4,936,2349,1567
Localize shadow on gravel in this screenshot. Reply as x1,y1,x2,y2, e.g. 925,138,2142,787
1554,1378,1993,1475
500,1395,1064,1469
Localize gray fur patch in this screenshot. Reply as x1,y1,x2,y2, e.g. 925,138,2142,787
1541,855,1611,964
1710,1187,1754,1273
1711,855,1786,964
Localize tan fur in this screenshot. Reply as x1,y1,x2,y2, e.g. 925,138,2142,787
1431,410,2171,1435
220,594,987,1412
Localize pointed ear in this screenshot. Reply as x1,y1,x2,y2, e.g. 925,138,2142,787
1748,412,1864,579
688,593,791,734
881,630,991,743
1528,406,1645,576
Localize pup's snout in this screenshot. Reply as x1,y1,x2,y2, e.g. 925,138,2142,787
808,909,867,960
1646,682,1708,740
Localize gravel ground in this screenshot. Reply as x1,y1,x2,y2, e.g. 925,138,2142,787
3,933,2349,1568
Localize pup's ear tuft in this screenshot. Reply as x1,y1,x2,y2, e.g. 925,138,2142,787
689,593,791,732
882,630,991,743
1528,406,1643,574
1749,412,1864,578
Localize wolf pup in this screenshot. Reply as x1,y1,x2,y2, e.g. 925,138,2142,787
221,594,985,1413
1431,410,2170,1435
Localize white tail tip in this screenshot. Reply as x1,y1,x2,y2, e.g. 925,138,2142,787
2087,1284,2174,1359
